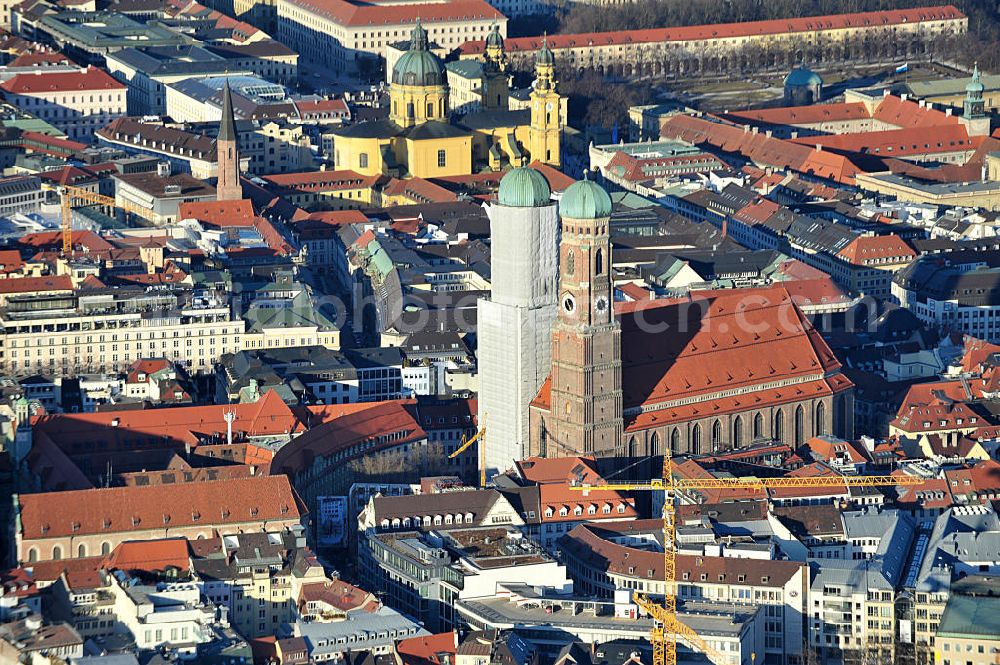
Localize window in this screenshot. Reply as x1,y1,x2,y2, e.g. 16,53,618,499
437,149,446,168
359,153,368,169
427,102,434,118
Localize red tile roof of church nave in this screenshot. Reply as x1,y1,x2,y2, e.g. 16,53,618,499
461,5,964,53
617,286,846,411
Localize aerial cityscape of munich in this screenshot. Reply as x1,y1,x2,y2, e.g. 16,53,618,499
0,0,996,662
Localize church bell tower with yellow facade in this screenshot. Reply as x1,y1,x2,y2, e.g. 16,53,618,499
481,23,509,111
528,38,562,167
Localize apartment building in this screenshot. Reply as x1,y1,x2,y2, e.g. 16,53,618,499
0,67,126,141
0,290,243,376
276,0,503,75
560,521,807,665
194,531,327,639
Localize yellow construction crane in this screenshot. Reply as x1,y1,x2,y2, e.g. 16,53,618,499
44,183,161,256
573,456,924,665
449,415,486,488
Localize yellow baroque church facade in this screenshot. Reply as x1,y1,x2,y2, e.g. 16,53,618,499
331,21,562,179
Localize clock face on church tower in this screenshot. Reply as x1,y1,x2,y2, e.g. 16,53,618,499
595,296,608,314
562,293,576,314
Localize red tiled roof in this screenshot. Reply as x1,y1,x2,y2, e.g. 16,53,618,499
836,234,915,264
527,160,576,192
561,522,804,586
272,400,427,475
891,400,986,434
8,50,71,67
299,580,379,613
0,249,23,274
383,177,460,204
802,435,866,464
789,124,972,158
1,66,124,94
103,538,190,573
733,198,780,226
396,632,458,665
126,358,172,384
616,286,846,411
616,282,654,302
18,475,304,540
262,169,377,191
19,229,112,252
0,274,71,295
461,6,963,53
726,103,871,126
960,336,1000,373
179,199,256,227
659,114,863,184
32,389,304,450
515,456,601,485
295,99,350,116
285,0,501,27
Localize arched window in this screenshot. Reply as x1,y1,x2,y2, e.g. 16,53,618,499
753,412,763,440
795,405,805,445
27,548,37,563
627,436,636,456
692,424,701,454
100,542,110,556
650,431,660,456
77,544,86,558
774,409,784,442
52,546,62,561
595,248,604,275
670,428,680,455
733,416,743,447
816,402,827,436
712,420,723,450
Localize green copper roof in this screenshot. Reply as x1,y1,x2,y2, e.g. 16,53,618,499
784,65,822,87
392,20,445,87
536,37,554,66
967,64,985,93
560,178,612,219
497,167,551,207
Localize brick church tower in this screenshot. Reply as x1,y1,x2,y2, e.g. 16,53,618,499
543,177,623,457
216,79,243,202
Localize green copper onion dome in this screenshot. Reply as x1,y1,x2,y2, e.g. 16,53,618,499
560,177,612,219
497,167,551,207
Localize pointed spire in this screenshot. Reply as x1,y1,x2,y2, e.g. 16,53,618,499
219,78,237,143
